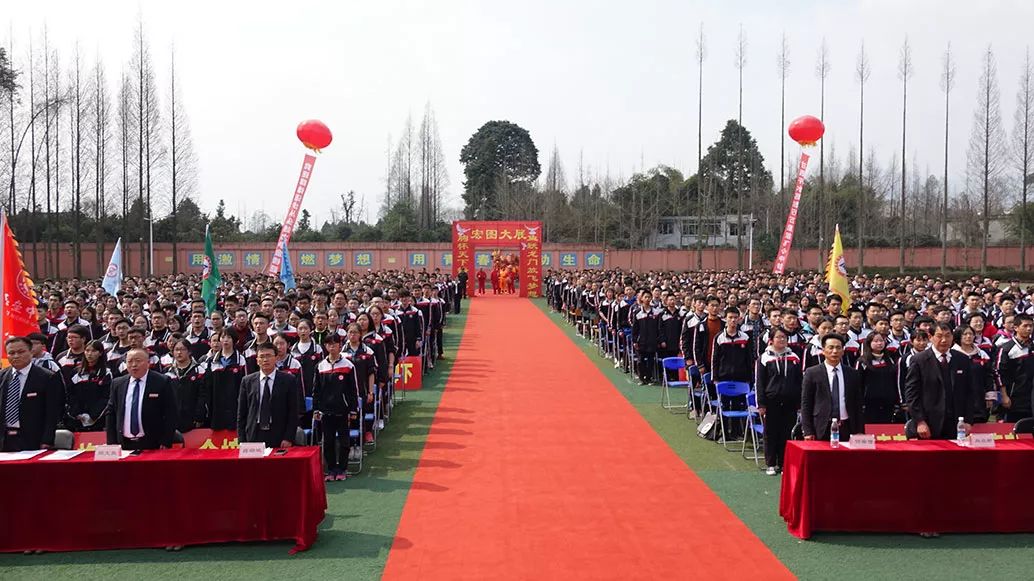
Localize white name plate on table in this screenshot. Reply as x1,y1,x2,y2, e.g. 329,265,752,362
238,442,266,458
845,434,876,450
94,445,123,461
970,433,996,448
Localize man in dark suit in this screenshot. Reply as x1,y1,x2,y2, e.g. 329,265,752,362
1,337,64,452
904,322,982,439
801,333,864,441
238,342,300,448
106,348,179,450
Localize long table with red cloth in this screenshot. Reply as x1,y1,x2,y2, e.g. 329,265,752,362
779,440,1034,539
0,447,326,553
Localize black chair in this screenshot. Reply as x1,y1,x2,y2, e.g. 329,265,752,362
1012,417,1034,435
904,419,918,440
790,420,804,441
173,430,185,445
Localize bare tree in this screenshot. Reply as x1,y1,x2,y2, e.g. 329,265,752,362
116,67,135,274
940,44,956,274
1013,46,1033,271
417,103,448,230
734,24,747,268
897,37,913,273
91,55,112,275
69,42,86,278
777,32,790,230
967,45,1006,275
168,46,197,271
695,23,706,269
815,39,830,270
855,41,870,274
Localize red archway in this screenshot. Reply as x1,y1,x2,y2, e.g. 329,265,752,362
452,221,542,298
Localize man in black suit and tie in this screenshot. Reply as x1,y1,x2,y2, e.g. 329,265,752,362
0,337,63,452
904,322,982,439
106,348,179,450
801,333,864,441
238,342,300,448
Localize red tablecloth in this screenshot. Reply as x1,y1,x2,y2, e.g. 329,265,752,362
0,447,326,553
779,440,1034,539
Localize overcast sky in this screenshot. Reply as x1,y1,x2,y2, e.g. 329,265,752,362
7,0,1034,225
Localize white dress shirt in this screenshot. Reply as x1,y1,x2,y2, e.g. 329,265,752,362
823,362,848,421
5,365,32,428
258,371,276,408
931,347,952,365
123,373,147,438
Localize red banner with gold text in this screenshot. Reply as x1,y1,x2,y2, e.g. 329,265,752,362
773,152,810,275
1,213,40,363
452,221,543,298
267,154,317,276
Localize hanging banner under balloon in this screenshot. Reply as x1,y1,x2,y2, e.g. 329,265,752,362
266,154,317,277
772,152,810,275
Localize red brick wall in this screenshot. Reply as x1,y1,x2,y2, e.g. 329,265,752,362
21,242,1034,280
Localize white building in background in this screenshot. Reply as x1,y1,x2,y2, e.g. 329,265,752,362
648,214,756,249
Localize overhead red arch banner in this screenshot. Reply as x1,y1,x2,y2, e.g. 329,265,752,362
452,221,542,298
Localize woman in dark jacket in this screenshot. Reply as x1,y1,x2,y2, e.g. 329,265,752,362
66,340,113,432
167,338,208,432
755,327,803,475
858,332,900,424
204,329,248,431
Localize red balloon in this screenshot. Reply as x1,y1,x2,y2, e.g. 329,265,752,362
788,115,825,146
296,120,333,152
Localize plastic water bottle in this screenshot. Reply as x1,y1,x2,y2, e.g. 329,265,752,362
830,418,840,448
957,416,967,445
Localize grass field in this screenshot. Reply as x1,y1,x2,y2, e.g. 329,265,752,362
534,300,1034,580
5,300,1034,580
0,310,468,581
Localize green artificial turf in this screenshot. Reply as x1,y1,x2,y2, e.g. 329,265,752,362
534,299,1034,580
0,310,468,581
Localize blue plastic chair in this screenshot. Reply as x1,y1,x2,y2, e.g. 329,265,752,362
661,357,690,412
714,381,751,450
303,397,315,444
743,391,764,465
347,400,364,475
688,366,709,421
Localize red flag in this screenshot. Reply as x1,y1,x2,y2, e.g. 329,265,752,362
1,212,40,363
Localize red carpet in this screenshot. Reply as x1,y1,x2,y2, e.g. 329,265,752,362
383,296,792,580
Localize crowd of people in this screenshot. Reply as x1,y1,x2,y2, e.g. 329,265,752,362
0,268,466,483
547,269,1034,475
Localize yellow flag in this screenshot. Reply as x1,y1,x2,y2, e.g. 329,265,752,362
826,224,851,314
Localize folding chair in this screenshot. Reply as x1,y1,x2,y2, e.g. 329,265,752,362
364,385,381,452
743,391,764,466
346,402,364,475
1013,417,1034,435
714,381,751,450
692,370,711,422
661,357,690,412
303,396,315,444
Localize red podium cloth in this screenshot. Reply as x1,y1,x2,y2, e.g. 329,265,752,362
779,440,1034,539
0,447,326,553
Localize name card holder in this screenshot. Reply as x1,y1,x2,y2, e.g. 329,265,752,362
238,442,266,459
969,433,996,448
848,434,876,450
94,445,123,461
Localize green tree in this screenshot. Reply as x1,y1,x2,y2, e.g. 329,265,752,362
155,198,207,243
0,47,17,94
209,199,242,241
698,120,773,215
1006,201,1034,241
379,199,420,241
459,120,540,219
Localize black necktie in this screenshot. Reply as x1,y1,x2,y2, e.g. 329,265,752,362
830,367,841,420
130,379,142,437
259,376,272,430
